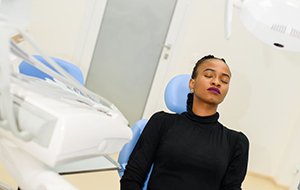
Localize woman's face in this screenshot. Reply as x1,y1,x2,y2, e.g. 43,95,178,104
189,59,231,106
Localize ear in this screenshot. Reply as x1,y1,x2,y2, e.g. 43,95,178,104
189,78,195,91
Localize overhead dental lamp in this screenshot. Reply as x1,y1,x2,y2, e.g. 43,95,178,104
225,0,300,52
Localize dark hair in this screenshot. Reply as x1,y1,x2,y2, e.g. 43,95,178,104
186,93,194,112
191,55,226,79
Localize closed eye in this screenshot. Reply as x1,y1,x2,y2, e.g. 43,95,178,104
204,74,213,78
221,76,230,84
221,80,229,84
203,70,214,78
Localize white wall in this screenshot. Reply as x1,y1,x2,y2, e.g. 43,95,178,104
25,0,300,187
26,0,87,64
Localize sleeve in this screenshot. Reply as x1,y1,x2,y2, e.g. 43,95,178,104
221,132,249,190
120,111,166,190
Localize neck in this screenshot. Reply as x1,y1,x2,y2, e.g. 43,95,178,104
192,99,218,116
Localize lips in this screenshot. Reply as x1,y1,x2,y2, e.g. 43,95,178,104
208,87,221,94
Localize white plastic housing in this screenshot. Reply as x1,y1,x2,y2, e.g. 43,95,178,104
239,0,300,51
3,77,132,167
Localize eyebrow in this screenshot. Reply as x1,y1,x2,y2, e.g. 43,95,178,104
203,68,231,78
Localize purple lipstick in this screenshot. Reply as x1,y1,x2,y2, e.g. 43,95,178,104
208,87,220,94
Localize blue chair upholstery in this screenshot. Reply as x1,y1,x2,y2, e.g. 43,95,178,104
18,55,84,85
164,74,191,114
118,74,191,189
118,119,148,177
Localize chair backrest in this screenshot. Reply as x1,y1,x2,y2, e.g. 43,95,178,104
118,119,148,177
118,74,191,189
164,74,191,113
18,55,84,85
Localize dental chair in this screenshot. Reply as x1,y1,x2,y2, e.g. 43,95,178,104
18,55,84,84
118,74,191,189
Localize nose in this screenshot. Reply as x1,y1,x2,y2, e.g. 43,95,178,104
211,77,221,87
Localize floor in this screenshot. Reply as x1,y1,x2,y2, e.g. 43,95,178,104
243,173,288,190
0,154,290,190
65,171,289,190
64,169,290,190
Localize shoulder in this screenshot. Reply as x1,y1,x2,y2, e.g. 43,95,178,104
147,111,179,131
223,126,249,150
149,111,179,122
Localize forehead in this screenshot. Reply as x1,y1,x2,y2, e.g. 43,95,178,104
199,59,231,76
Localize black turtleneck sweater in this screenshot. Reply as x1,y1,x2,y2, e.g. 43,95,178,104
120,111,249,190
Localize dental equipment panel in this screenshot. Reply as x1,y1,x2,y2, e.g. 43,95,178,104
9,74,132,167
0,1,132,189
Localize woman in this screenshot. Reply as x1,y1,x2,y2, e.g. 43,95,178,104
120,55,249,190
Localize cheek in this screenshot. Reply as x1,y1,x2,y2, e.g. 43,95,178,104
194,78,208,88
194,81,208,95
222,86,229,97
193,81,204,92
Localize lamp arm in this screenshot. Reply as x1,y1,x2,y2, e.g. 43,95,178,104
224,0,243,39
224,0,233,39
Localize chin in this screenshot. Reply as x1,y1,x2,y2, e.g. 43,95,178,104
207,99,223,106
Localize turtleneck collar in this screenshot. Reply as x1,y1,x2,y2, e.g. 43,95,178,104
185,92,219,124
183,109,219,124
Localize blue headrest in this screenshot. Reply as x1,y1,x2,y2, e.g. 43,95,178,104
18,55,84,85
164,74,191,114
